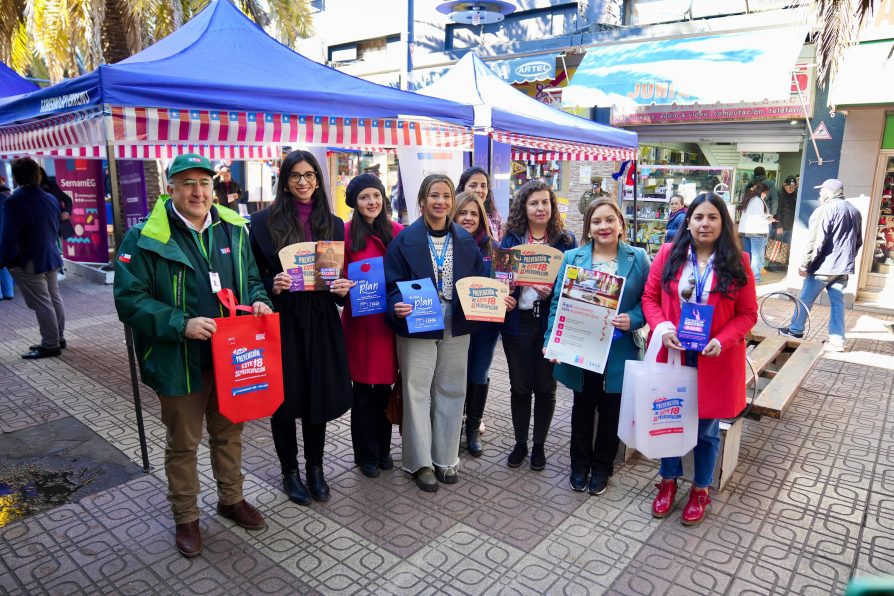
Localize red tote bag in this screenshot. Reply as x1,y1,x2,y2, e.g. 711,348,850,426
211,289,284,423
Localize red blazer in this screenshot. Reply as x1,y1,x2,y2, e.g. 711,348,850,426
641,243,758,419
341,220,404,385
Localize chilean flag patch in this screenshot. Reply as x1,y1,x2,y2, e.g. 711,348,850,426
118,253,132,263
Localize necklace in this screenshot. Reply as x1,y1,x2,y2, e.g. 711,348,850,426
528,230,547,243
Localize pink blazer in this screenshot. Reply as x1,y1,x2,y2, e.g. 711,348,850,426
641,243,758,419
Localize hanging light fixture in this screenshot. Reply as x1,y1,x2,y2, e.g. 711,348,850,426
436,1,517,25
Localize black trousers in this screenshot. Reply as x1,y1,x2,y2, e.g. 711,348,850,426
503,310,556,446
350,383,393,466
570,370,621,478
270,410,326,472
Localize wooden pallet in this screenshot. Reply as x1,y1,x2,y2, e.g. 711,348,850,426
747,332,824,419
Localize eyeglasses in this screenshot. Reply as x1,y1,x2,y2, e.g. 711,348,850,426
681,274,696,302
288,172,317,183
175,179,213,189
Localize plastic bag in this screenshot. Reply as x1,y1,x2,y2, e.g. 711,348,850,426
618,322,698,459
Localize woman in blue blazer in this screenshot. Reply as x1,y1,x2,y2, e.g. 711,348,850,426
385,174,486,492
545,197,650,496
501,180,576,472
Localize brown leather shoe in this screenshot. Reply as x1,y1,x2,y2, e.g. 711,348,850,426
217,499,266,530
175,520,202,558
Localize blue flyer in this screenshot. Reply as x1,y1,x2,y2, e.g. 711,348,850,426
677,302,715,351
348,257,386,317
397,278,445,333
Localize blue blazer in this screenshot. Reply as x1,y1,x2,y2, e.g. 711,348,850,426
500,228,577,337
0,185,62,273
665,208,686,243
385,218,486,339
545,241,650,394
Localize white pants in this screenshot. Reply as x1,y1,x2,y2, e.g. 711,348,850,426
396,303,470,473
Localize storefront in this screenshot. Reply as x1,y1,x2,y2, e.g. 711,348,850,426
829,5,894,308
562,28,812,255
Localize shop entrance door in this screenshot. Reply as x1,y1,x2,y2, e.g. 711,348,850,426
858,152,894,305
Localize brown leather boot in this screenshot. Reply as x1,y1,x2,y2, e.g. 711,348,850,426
175,520,202,558
217,499,266,530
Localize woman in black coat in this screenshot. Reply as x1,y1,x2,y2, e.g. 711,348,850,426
249,150,353,505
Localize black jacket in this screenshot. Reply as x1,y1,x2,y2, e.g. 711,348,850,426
385,218,486,339
0,185,63,272
249,208,352,423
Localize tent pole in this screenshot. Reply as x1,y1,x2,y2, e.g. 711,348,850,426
632,159,639,248
124,325,151,473
107,144,125,252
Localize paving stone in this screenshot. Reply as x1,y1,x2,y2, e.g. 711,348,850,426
1,272,893,594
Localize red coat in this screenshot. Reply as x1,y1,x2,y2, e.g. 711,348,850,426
641,243,758,419
341,220,404,385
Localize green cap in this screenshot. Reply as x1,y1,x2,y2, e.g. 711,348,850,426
166,153,216,179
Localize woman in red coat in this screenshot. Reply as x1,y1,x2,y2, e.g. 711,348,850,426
342,173,404,478
641,192,758,526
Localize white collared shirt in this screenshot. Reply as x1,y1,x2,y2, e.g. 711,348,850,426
171,204,212,233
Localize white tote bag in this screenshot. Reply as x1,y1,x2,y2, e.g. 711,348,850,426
618,322,699,460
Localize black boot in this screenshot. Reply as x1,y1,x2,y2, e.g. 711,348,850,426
306,465,330,502
282,469,310,506
465,382,489,457
508,391,532,468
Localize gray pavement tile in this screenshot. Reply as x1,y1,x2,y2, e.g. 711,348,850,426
787,554,852,595
856,526,894,577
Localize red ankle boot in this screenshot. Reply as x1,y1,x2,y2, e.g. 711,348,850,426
681,487,711,526
652,478,677,518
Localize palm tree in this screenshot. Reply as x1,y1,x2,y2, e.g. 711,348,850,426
0,0,314,82
808,0,879,84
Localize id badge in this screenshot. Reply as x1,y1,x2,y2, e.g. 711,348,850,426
209,271,222,293
677,302,714,351
532,299,541,318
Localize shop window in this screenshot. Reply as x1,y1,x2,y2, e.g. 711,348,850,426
872,157,894,275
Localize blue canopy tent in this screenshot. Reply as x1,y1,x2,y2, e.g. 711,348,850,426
0,0,474,162
0,61,38,97
418,53,637,162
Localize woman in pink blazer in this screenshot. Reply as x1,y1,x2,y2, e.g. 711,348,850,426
641,192,758,526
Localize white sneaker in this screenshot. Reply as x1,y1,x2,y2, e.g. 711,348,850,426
824,341,845,352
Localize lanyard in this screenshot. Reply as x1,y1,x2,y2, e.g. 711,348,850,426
689,249,713,304
191,226,215,272
427,233,451,294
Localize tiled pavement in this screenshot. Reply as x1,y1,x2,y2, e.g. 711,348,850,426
1,275,894,595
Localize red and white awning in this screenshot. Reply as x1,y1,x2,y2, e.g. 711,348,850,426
0,105,474,159
493,130,636,162
108,107,472,152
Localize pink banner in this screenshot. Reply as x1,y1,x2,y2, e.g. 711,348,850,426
54,159,109,263
612,103,806,126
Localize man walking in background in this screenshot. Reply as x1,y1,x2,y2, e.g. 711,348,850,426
0,158,66,358
781,179,863,352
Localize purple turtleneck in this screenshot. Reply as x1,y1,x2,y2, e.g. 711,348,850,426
294,199,314,241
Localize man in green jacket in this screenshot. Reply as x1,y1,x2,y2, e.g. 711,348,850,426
113,154,273,558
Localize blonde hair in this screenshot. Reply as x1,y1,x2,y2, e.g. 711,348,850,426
581,197,626,245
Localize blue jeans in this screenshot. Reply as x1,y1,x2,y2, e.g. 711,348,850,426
790,274,847,343
0,267,13,298
467,324,500,385
659,418,721,488
743,235,768,281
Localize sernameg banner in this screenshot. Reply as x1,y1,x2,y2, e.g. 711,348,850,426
54,158,109,263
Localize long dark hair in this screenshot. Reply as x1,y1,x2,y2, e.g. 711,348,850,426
268,150,333,250
663,192,747,298
504,179,570,245
457,167,496,217
349,178,394,252
741,182,768,212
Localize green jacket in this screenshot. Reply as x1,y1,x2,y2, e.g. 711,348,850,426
113,198,271,397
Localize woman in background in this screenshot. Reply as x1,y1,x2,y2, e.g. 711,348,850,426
457,167,502,241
